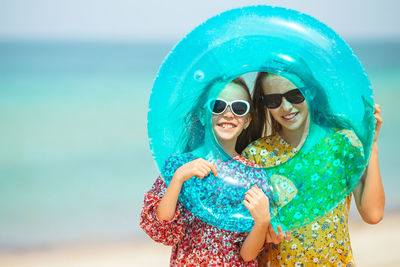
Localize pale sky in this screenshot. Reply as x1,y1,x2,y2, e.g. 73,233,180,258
0,0,399,41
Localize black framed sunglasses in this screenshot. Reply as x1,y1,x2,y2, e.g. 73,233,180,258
262,88,305,109
206,98,250,116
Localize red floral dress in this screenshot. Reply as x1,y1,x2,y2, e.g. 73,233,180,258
140,155,262,266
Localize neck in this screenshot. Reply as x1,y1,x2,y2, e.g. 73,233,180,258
280,117,309,149
204,129,239,158
217,138,239,158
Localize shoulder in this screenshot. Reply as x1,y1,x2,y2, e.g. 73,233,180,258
318,129,365,162
244,133,295,155
333,129,364,154
335,129,362,144
243,134,280,153
255,133,280,146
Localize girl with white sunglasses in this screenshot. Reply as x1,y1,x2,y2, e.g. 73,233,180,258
140,77,285,265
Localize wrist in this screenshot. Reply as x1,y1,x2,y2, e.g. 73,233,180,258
253,217,270,228
172,173,185,184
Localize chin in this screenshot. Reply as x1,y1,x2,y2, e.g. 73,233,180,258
281,121,303,131
215,132,239,143
216,135,236,142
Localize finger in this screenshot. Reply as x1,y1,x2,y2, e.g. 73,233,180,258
246,189,261,200
194,171,206,179
277,225,284,241
254,187,268,200
245,188,256,198
375,117,382,137
244,193,255,203
198,165,211,176
196,158,211,169
243,199,253,211
375,117,383,125
374,104,379,114
265,230,272,243
285,231,292,241
268,224,278,243
249,188,268,204
254,186,268,198
245,191,257,201
194,168,209,179
251,185,264,196
203,161,218,177
253,185,263,193
247,186,261,197
375,113,382,124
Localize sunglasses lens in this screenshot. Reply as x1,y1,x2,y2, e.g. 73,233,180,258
286,89,305,104
264,95,282,109
263,89,305,108
212,99,227,114
231,101,248,116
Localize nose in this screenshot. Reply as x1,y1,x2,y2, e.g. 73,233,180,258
223,105,234,117
280,97,293,111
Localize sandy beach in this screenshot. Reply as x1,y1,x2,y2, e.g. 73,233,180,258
1,214,399,267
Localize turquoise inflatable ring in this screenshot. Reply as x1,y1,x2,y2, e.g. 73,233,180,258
147,5,375,232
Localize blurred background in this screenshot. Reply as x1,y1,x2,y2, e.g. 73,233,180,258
0,0,399,266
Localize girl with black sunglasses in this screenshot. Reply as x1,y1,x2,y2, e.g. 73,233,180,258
242,72,384,266
141,78,284,265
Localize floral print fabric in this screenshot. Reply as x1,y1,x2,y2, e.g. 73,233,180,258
242,132,356,266
140,155,262,266
242,129,364,231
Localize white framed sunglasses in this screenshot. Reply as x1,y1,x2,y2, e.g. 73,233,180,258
206,98,250,117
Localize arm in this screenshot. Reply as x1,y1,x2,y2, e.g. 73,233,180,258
157,158,217,221
240,186,270,262
353,104,385,224
140,158,217,245
241,144,291,247
139,177,188,245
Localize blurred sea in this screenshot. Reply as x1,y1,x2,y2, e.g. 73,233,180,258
0,41,399,250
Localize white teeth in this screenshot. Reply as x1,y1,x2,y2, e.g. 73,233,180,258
283,113,297,119
220,123,234,128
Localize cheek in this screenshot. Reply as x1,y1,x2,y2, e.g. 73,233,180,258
237,114,250,127
297,102,309,114
237,118,245,128
269,109,281,120
212,115,219,126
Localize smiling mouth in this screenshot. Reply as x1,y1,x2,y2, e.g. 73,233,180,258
282,112,299,121
218,122,236,129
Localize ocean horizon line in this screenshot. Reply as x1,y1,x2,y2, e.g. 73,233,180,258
0,37,400,45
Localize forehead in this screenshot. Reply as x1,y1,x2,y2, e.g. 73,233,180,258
217,83,249,101
262,74,296,94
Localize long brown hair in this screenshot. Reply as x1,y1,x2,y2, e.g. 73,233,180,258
251,72,281,141
232,77,256,153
